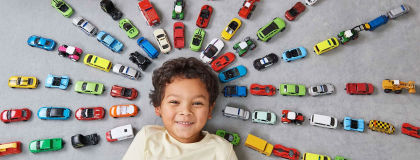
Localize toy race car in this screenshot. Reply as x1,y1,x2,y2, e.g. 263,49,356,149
308,84,335,96
83,54,113,72
257,17,286,42
280,84,306,96
37,107,71,120
119,19,139,39
153,29,171,54
216,129,240,146
97,31,124,53
174,22,185,49
282,47,307,62
100,0,123,20
0,141,21,156
200,38,224,63
223,85,247,97
238,0,260,19
1,108,31,123
401,123,420,139
285,2,305,21
250,83,276,96
221,18,242,40
138,0,160,26
218,65,247,83
29,138,63,153
27,35,56,51
45,74,71,90
110,85,138,100
190,28,206,52
51,0,73,17
233,37,256,57
72,17,98,36
273,144,300,160
172,0,185,20
253,53,279,70
211,52,236,72
106,124,134,142
196,5,213,28
345,83,374,95
129,51,151,71
137,37,159,59
112,64,141,80
252,111,276,125
8,76,39,89
343,117,364,132
368,120,395,134
281,110,304,125
74,81,105,95
58,45,83,61
110,104,139,118
75,107,105,120
71,133,99,148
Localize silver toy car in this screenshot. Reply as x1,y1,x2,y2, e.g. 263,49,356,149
72,17,98,36
308,83,334,96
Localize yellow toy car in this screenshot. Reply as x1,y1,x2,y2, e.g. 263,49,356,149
303,152,331,160
368,120,395,134
221,18,241,40
313,37,339,55
8,76,39,89
83,54,113,72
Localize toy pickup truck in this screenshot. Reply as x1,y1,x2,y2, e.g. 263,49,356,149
245,134,273,156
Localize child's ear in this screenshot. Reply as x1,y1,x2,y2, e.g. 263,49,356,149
208,103,215,119
154,106,161,117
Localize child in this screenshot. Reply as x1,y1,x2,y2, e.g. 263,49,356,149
122,57,238,160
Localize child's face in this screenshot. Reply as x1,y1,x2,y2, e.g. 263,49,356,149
155,77,214,143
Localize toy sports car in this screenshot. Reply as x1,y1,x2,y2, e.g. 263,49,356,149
211,52,235,72
285,2,305,21
97,31,124,53
216,129,240,146
280,84,306,96
308,83,334,96
106,124,134,142
8,76,39,89
110,104,139,118
250,83,276,96
233,37,256,57
345,83,374,95
45,74,70,90
37,107,71,120
368,120,395,134
174,22,185,49
1,108,31,123
190,28,205,52
282,47,307,62
153,29,171,54
273,144,300,160
281,110,304,125
343,117,364,132
221,18,241,40
110,85,138,100
71,133,99,148
112,63,141,80
172,0,185,20
138,0,160,26
218,65,247,83
0,141,21,156
238,0,259,19
100,0,122,20
129,51,151,71
223,85,247,97
72,17,98,36
58,45,83,61
196,5,213,28
200,38,224,63
257,17,286,42
75,107,105,120
29,138,63,153
74,81,105,95
253,53,279,70
137,37,159,59
252,111,276,125
51,0,73,17
401,123,420,139
119,19,139,39
27,35,56,51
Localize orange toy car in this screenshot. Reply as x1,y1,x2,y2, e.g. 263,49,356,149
109,104,138,118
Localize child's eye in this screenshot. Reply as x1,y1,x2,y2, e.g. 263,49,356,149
169,100,179,104
192,102,204,106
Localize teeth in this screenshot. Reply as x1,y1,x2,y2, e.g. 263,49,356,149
177,121,193,125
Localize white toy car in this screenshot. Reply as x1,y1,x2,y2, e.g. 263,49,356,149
200,38,224,63
222,105,250,120
72,17,98,36
153,29,171,54
387,4,409,19
308,83,335,96
305,0,318,6
112,63,141,80
106,124,134,142
309,114,338,129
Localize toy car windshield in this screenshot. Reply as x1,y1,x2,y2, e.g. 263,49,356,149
77,19,84,25
55,2,69,12
350,120,358,129
228,22,239,31
223,69,238,79
49,109,64,117
267,113,271,121
330,118,335,126
295,86,299,93
204,45,218,57
52,77,62,86
226,86,237,94
288,8,299,17
162,44,169,49
200,10,209,18
262,22,278,35
122,88,132,97
192,38,201,45
157,34,164,39
123,23,132,31
81,83,87,90
82,109,94,118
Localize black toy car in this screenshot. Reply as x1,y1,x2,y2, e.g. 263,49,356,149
100,0,123,20
129,51,152,71
71,133,99,148
253,53,279,70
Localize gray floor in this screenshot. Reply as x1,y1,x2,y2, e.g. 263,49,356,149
1,0,420,160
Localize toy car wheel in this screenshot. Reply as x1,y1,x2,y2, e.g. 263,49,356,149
252,5,256,11
395,90,402,94
244,37,250,41
4,121,9,123
250,44,256,50
247,13,252,19
281,27,285,32
296,122,302,125
384,89,392,93
266,38,271,42
282,121,288,124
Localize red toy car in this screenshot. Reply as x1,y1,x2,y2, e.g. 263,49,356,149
138,0,160,26
401,123,420,139
0,108,31,123
285,2,306,21
0,141,21,156
211,52,236,72
345,83,374,95
196,5,213,28
273,144,300,160
250,83,276,96
281,110,304,125
174,22,185,49
110,85,138,100
75,107,105,120
238,0,260,19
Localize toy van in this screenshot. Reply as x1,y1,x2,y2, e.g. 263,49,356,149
309,114,337,129
222,105,250,120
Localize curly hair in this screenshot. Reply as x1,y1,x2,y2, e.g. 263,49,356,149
149,57,219,107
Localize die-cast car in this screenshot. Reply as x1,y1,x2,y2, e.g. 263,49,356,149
0,141,21,156
119,19,139,38
222,105,250,120
282,47,307,62
257,17,286,42
345,83,374,95
221,18,241,40
137,37,159,59
273,144,300,160
97,31,124,53
1,108,31,123
51,0,73,17
388,4,409,19
190,28,205,52
303,153,331,160
110,85,138,100
343,117,364,132
233,37,256,57
72,17,98,36
200,38,224,63
196,5,213,28
401,123,420,139
368,120,395,134
334,156,350,160
71,133,99,148
211,52,235,72
172,0,185,20
75,107,105,120
216,129,240,146
110,104,139,118
29,138,63,153
100,0,122,20
153,29,171,54
138,0,160,26
8,76,39,89
337,28,359,45
308,84,334,96
223,85,247,97
305,0,319,6
74,81,105,95
218,65,247,83
27,35,56,51
250,83,276,96
238,0,260,19
285,2,305,21
309,114,338,129
280,84,306,96
45,74,70,90
281,110,304,125
83,54,113,72
252,111,276,125
58,45,83,61
112,64,141,80
313,37,339,55
174,22,185,49
253,53,279,70
129,51,151,71
106,124,134,142
37,107,71,120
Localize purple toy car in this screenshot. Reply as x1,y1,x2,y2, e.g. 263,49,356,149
58,45,83,61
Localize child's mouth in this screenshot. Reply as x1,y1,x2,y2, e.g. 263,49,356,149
175,121,194,127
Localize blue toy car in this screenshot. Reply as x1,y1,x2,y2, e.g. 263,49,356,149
27,35,56,51
343,117,364,132
223,85,247,97
137,37,159,59
96,31,124,53
38,107,71,120
218,65,247,83
45,74,70,90
282,47,307,62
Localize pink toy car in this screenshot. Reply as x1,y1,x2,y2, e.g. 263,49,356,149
58,45,83,61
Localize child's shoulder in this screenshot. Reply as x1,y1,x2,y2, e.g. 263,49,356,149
138,125,166,136
202,131,234,148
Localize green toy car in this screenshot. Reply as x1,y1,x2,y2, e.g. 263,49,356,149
119,19,139,39
74,81,104,95
337,29,359,45
233,36,256,57
190,28,206,52
172,0,185,20
51,0,74,18
335,156,350,160
216,129,240,145
257,17,286,42
279,84,306,96
29,138,63,153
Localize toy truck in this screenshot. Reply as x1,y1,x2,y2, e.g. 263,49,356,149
364,15,389,31
382,79,416,94
245,134,273,156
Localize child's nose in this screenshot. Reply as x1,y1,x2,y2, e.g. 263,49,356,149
178,103,193,115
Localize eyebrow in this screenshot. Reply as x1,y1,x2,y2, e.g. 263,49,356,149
166,94,208,99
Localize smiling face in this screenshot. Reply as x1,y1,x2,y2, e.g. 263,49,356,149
155,77,214,143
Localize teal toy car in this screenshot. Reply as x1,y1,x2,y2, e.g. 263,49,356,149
335,156,350,160
74,81,104,95
51,0,73,18
190,28,205,52
233,37,256,57
172,0,185,20
216,129,240,146
119,19,139,39
29,138,63,153
279,84,306,96
252,111,276,125
257,17,286,42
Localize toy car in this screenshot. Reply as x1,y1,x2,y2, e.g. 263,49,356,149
368,120,395,134
223,85,247,97
75,107,105,120
51,0,73,17
0,141,21,156
216,129,240,146
29,138,63,153
119,19,139,39
334,156,350,160
190,28,205,52
282,47,307,62
257,17,286,42
233,37,256,57
285,2,305,21
309,114,338,129
100,0,122,20
153,29,171,54
112,63,141,80
110,104,139,118
8,76,39,89
281,110,304,125
200,38,224,63
83,54,113,72
244,134,273,156
337,28,359,45
303,153,331,160
129,51,151,71
343,117,364,132
37,107,71,120
72,17,98,36
221,18,241,40
58,45,83,61
45,74,70,90
388,4,409,19
313,37,339,55
196,5,213,28
71,133,99,148
305,0,319,6
97,31,124,53
110,85,138,100
308,84,334,96
253,53,279,70
27,35,56,51
172,0,185,20
238,0,259,19
174,22,185,49
273,144,300,160
74,81,105,95
382,79,416,94
252,111,276,125
401,123,420,139
345,83,374,95
218,65,247,83
211,52,235,72
250,83,276,96
106,124,134,142
280,84,306,96
1,108,31,123
222,105,250,120
137,37,159,59
138,0,160,26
